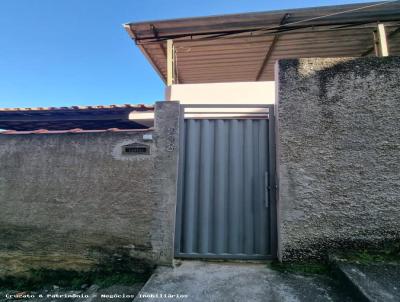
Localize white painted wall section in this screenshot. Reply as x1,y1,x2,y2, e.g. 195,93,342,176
165,81,275,104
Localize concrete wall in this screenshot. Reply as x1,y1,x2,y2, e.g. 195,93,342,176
165,81,275,104
0,101,180,276
276,57,400,261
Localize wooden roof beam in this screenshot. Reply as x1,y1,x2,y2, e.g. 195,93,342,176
374,23,389,56
362,24,400,56
151,24,167,57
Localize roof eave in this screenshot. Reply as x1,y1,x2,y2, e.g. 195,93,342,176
123,24,167,84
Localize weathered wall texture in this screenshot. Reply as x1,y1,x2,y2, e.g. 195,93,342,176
276,57,400,261
0,101,180,276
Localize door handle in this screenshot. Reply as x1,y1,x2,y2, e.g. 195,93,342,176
265,171,270,208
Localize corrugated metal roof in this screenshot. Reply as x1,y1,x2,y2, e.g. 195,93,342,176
125,1,400,83
0,104,154,131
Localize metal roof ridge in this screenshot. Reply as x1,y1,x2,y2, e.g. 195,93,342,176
124,1,383,26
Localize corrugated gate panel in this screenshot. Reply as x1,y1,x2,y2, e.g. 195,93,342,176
176,114,273,259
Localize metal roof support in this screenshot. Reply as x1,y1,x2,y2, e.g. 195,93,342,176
167,39,175,86
255,14,290,81
374,23,389,57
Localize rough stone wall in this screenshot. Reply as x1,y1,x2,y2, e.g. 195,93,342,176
276,57,400,261
0,101,180,276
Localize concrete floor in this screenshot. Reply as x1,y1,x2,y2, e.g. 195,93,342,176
336,261,400,302
0,284,145,302
134,261,354,302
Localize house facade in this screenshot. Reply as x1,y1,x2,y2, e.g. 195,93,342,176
0,2,399,275
123,2,400,261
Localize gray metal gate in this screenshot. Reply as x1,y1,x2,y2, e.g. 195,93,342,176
175,105,276,260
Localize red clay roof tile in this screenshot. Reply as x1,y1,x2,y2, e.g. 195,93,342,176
0,104,154,112
0,128,154,135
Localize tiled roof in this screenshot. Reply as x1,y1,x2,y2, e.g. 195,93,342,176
0,104,154,112
0,127,154,135
0,103,155,131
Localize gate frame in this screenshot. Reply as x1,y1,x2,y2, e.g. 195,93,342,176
174,104,277,260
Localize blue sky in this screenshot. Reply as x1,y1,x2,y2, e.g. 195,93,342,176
0,0,376,108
